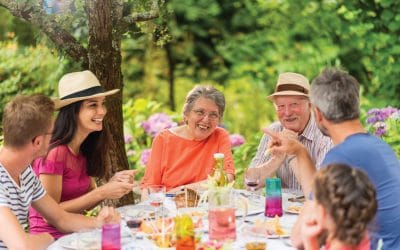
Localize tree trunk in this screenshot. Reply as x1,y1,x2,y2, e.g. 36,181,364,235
86,0,133,206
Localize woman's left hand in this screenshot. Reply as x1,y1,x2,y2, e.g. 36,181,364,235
96,206,121,226
110,169,137,184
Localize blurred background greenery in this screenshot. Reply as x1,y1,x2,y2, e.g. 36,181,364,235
1,0,399,186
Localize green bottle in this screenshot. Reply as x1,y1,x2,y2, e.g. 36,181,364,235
212,153,228,187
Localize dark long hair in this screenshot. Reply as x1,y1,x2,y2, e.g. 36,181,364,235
47,101,109,178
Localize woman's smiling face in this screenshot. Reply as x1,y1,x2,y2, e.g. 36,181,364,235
184,97,220,141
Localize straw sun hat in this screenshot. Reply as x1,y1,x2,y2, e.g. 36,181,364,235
53,70,119,110
267,72,310,100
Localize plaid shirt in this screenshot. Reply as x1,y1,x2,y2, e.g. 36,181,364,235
250,114,332,193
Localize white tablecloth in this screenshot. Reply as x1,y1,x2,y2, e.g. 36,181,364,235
47,192,299,250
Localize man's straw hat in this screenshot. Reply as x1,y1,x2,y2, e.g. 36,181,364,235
53,70,119,110
267,72,310,100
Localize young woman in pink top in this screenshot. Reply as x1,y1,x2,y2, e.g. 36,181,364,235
29,71,135,239
141,85,235,194
301,163,377,250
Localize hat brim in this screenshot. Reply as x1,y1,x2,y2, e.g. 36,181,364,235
267,90,309,101
53,89,120,110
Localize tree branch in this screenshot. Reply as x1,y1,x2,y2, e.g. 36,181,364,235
119,0,160,33
0,0,88,66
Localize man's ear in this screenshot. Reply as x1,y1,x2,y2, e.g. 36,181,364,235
313,106,324,123
31,135,42,147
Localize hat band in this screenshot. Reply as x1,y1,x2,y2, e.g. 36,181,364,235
276,84,309,94
60,86,104,100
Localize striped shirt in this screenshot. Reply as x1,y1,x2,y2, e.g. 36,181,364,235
250,115,333,193
0,164,46,249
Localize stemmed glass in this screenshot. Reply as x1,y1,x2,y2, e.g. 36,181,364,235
244,168,261,202
146,185,166,217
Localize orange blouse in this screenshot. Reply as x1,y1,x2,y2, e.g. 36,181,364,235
141,127,235,191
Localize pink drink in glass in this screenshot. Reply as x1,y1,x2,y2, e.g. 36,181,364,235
101,223,121,250
264,178,283,217
208,207,236,241
264,196,282,217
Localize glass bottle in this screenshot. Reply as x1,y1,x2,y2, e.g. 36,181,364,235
212,153,228,187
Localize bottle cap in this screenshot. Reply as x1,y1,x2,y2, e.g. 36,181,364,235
213,153,224,159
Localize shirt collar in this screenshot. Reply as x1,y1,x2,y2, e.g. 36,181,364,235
299,114,315,141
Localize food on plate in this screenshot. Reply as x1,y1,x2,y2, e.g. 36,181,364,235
174,188,200,208
140,217,174,234
286,205,302,214
245,241,267,250
249,216,287,237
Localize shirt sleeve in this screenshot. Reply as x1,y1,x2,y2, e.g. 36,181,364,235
249,122,283,168
34,147,66,175
0,185,9,208
141,132,165,187
28,167,46,202
218,128,235,176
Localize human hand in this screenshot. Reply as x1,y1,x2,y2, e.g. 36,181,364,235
264,128,305,156
96,206,121,226
300,203,324,249
100,181,135,200
110,169,137,184
244,167,263,191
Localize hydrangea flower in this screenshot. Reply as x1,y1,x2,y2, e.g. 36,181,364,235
141,113,177,137
140,149,152,166
366,107,399,137
229,134,245,148
124,134,133,144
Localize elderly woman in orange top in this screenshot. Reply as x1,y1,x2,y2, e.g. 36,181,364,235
141,85,235,194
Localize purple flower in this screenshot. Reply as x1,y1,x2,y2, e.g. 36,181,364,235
141,113,177,137
140,149,151,166
124,134,133,144
229,134,245,148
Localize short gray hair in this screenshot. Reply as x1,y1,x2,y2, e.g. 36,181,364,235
182,85,225,118
311,68,360,123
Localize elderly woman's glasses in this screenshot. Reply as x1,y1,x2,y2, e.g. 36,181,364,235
192,109,220,120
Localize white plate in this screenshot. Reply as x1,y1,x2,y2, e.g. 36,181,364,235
242,224,290,239
118,204,167,218
284,205,302,214
58,231,101,250
58,229,132,250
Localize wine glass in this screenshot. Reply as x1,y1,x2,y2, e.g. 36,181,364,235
146,185,166,217
244,168,261,201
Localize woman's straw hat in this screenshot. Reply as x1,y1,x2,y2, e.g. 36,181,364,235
53,70,119,110
267,72,310,100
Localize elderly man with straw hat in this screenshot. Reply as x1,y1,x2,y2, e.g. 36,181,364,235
247,72,332,194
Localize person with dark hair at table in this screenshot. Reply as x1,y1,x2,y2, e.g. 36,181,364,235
29,71,134,239
0,94,119,249
301,163,377,250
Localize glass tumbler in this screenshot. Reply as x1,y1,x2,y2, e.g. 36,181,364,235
264,177,283,217
101,223,121,250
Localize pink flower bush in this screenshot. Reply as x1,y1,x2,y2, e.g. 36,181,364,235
141,113,177,137
229,133,245,148
140,149,152,166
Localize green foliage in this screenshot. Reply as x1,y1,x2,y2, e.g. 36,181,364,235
0,40,67,123
122,98,180,179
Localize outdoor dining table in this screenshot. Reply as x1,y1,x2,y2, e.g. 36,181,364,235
47,191,300,250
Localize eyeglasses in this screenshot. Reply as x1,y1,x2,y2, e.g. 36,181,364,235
191,109,220,121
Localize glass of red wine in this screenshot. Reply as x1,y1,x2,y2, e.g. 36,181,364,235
126,218,143,249
244,168,261,201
